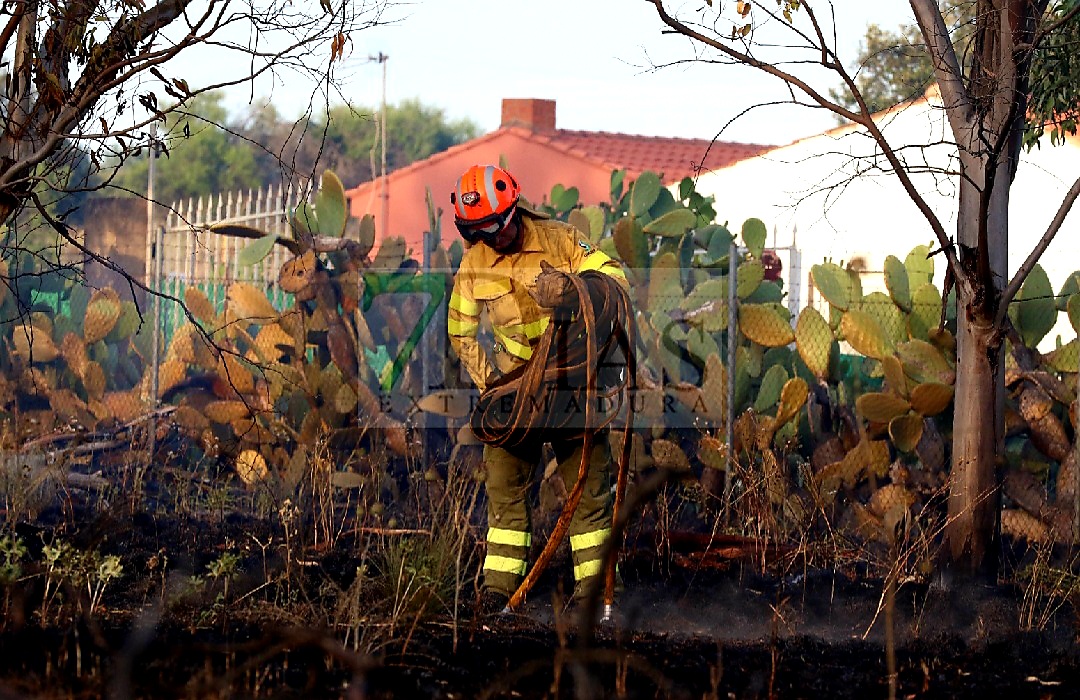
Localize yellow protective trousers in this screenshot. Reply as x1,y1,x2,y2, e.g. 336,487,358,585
482,435,613,600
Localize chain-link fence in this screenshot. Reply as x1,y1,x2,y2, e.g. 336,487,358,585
4,180,1078,550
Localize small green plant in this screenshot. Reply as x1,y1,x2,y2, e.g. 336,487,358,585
206,551,241,601
0,533,26,585
86,552,123,616
0,533,27,626
40,539,76,622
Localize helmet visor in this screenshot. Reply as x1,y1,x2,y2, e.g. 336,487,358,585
457,205,516,243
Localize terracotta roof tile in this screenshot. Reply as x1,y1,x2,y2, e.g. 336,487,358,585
545,129,772,183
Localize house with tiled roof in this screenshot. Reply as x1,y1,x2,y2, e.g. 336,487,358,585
692,84,1080,349
345,98,771,255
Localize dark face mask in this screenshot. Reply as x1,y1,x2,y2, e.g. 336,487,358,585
456,205,518,246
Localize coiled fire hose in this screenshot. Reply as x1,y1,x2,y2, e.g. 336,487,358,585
470,268,637,613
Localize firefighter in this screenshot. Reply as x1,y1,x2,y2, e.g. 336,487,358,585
447,164,628,614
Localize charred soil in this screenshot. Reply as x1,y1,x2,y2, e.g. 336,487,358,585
1,528,1078,700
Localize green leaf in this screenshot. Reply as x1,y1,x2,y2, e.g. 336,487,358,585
904,244,934,288
1056,271,1080,311
681,279,728,332
686,327,720,368
1046,340,1079,372
69,284,90,326
739,303,795,347
316,171,347,237
736,260,764,299
643,208,696,237
678,232,696,288
237,233,279,267
883,255,911,311
896,339,955,384
889,412,924,453
649,188,678,219
107,301,142,343
448,239,464,269
651,311,686,381
745,280,783,305
550,184,579,211
1068,294,1080,335
372,236,407,271
291,201,318,241
706,225,735,263
908,283,942,341
840,308,894,360
795,306,833,378
678,177,694,201
648,252,683,314
581,205,606,242
862,292,906,346
1013,264,1057,348
630,171,662,217
810,262,851,310
358,214,376,258
613,217,650,278
741,218,767,259
610,169,626,203
754,364,789,414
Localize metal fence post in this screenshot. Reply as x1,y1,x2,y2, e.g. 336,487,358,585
149,224,164,461
421,229,433,466
724,241,739,525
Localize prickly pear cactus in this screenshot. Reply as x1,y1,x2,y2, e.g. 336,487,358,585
157,169,448,492
0,265,155,441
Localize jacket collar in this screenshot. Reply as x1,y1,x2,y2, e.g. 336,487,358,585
482,212,546,261
516,213,547,253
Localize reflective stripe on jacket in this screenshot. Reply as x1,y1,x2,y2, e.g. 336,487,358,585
448,211,627,392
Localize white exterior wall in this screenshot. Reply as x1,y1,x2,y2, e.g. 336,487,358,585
696,89,1080,349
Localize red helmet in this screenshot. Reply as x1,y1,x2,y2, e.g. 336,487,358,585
451,165,520,242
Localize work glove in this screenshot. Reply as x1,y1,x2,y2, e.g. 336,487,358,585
530,261,578,319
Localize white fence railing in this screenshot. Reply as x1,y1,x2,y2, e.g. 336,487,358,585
152,182,309,335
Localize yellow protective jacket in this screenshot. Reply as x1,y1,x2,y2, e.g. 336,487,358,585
448,211,628,392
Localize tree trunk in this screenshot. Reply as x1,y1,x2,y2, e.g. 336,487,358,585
944,149,1014,579
947,301,1002,577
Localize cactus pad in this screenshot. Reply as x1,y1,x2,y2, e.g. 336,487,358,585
739,303,795,347
810,262,852,310
856,392,912,423
888,412,924,452
840,308,893,360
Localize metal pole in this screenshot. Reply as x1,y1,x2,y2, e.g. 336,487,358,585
723,242,739,526
151,225,164,396
421,229,433,466
147,133,161,463
378,53,389,237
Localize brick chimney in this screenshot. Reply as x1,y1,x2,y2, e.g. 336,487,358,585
500,98,556,131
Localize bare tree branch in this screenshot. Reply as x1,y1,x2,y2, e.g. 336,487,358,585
996,172,1080,323
647,1,863,123
910,0,977,151
649,0,966,288
0,0,384,226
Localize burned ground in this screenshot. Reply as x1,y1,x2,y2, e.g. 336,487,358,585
1,472,1078,700
0,423,1076,699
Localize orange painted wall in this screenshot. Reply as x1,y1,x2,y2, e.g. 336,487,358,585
346,128,616,257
